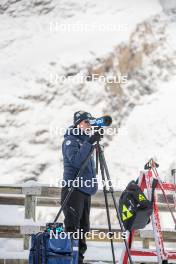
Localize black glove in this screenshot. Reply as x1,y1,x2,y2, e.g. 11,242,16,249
88,130,103,144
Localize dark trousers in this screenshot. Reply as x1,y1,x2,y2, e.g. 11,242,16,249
61,187,91,264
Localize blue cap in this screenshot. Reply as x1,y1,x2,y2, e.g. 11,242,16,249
73,111,94,126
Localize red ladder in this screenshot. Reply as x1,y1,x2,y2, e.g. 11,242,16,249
119,169,176,264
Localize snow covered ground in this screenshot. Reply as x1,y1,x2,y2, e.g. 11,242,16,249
0,241,175,263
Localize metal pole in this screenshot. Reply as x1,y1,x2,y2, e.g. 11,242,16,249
171,169,176,230
98,144,134,264
97,142,116,264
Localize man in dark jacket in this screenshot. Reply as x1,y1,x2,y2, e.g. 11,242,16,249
61,111,101,264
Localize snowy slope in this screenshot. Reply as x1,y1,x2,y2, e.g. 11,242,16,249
0,0,163,185
106,16,176,187
160,0,176,12
107,77,176,188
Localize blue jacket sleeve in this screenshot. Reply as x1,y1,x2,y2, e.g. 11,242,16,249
64,139,93,169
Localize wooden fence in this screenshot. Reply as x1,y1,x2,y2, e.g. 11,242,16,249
0,185,175,263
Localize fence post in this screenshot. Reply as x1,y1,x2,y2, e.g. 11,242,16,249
24,195,36,249
142,238,150,249
22,186,41,250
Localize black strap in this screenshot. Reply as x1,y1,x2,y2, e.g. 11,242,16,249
151,178,158,203
128,231,132,249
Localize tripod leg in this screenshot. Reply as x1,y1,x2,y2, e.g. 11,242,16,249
98,150,116,264
98,146,134,264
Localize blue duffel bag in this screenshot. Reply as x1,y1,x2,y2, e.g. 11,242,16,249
29,225,78,264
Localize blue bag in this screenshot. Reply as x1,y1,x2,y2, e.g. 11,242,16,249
29,227,78,264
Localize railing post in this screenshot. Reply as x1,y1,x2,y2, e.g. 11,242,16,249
24,195,36,249
22,186,41,250
142,238,150,249
25,195,36,220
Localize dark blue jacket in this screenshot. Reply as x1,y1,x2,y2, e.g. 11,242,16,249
62,126,98,195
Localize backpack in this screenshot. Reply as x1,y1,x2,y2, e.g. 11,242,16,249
29,223,78,264
119,179,158,231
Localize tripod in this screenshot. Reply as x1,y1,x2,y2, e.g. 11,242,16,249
54,140,133,264
95,141,133,264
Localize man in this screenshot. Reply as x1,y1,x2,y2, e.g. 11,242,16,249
61,111,101,264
